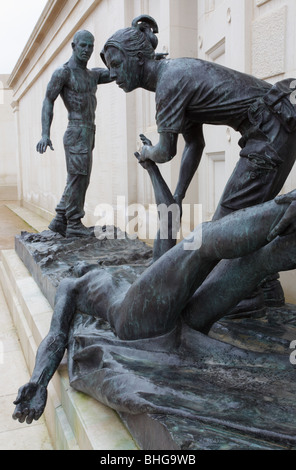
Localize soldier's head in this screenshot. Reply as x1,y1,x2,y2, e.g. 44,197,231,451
101,16,159,92
72,30,95,64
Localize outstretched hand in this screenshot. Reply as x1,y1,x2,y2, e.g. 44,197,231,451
36,137,54,154
12,382,47,424
267,190,296,241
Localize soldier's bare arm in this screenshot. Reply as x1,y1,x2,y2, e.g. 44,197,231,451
36,67,68,154
92,67,114,84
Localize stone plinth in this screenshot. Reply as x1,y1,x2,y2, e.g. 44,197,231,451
14,230,296,450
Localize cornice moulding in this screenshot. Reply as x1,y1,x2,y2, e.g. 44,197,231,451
8,0,101,100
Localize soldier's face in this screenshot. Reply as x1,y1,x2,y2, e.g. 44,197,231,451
73,36,94,63
104,47,141,93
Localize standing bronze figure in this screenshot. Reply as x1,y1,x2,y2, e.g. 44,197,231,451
37,30,113,238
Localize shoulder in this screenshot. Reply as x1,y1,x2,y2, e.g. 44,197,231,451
90,67,112,84
45,63,70,97
156,58,201,98
50,63,70,83
88,68,102,82
157,58,201,86
161,58,202,73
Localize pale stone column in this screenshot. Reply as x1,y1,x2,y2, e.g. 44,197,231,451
11,101,22,202
0,75,18,201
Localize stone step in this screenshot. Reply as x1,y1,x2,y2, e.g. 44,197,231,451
6,203,50,233
0,249,138,451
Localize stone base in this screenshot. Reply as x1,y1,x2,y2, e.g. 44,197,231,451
13,230,296,450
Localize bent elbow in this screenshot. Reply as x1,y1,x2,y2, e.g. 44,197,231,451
157,150,176,163
155,133,178,163
160,144,177,163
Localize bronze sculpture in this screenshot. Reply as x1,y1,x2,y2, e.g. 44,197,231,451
36,30,113,238
12,19,296,447
100,15,296,313
12,155,296,424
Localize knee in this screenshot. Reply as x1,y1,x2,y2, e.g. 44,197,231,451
190,222,210,255
57,278,78,296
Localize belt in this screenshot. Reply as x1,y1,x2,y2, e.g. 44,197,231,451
237,117,252,135
68,120,96,131
237,98,266,135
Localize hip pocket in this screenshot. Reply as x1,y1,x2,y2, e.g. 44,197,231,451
66,151,90,175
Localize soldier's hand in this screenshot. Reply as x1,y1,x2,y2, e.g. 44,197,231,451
12,382,47,424
267,190,296,241
36,137,54,154
274,190,296,204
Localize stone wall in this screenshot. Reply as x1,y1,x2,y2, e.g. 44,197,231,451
0,75,17,200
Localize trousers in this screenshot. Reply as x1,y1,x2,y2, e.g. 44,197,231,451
55,121,95,222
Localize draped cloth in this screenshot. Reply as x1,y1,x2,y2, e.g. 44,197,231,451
67,307,296,450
